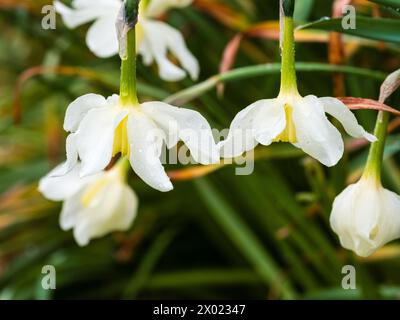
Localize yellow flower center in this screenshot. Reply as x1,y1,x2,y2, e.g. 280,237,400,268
136,23,144,47
81,178,109,208
113,116,130,157
274,104,297,143
80,160,128,208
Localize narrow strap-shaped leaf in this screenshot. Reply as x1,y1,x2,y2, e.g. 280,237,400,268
300,16,400,43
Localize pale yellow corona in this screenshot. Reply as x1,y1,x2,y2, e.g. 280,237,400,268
113,116,130,157
273,104,297,143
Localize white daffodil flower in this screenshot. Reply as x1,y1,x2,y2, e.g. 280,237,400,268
56,93,219,192
330,177,400,257
54,0,199,81
39,160,138,246
219,4,376,166
218,94,376,166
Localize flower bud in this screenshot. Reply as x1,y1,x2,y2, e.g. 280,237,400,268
330,177,400,257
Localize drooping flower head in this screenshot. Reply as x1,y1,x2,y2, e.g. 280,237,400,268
54,0,219,192
55,0,199,81
39,158,138,246
218,0,376,166
330,176,400,257
57,93,219,192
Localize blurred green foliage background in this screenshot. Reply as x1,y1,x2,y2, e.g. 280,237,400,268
0,0,400,299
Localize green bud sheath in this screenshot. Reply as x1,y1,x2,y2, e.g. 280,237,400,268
125,0,140,26
282,0,295,17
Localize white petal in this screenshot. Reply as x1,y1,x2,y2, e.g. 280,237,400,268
59,191,84,231
373,187,400,249
352,184,382,251
141,102,179,149
91,183,138,234
54,0,120,29
252,100,286,145
330,183,358,250
72,208,92,246
127,112,173,192
142,101,219,164
112,185,139,231
73,180,138,246
39,163,87,201
330,183,378,257
54,0,101,29
50,134,79,177
218,100,270,158
330,181,380,257
106,94,120,105
86,15,119,58
139,19,199,81
76,107,128,177
292,95,344,167
64,94,108,132
145,0,193,18
137,39,154,65
73,0,121,8
320,97,377,142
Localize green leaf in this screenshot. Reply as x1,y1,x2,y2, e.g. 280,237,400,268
194,178,297,299
145,269,261,289
294,0,315,22
300,16,400,43
165,63,386,106
123,228,178,298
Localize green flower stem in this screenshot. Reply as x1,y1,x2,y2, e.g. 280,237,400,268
120,27,139,106
280,16,298,95
119,0,140,106
363,111,390,182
